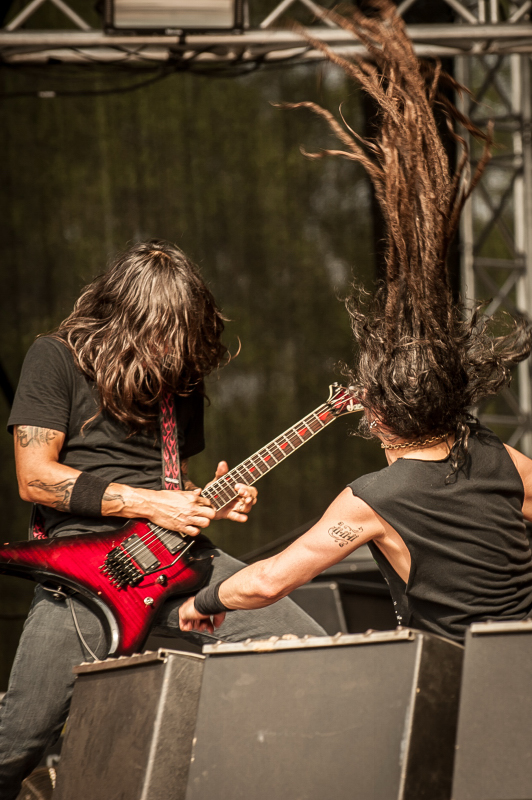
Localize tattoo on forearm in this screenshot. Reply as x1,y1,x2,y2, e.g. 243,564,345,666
103,489,124,505
16,426,59,448
328,521,362,548
28,478,76,512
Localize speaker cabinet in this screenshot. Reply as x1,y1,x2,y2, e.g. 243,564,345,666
452,619,532,800
53,650,204,800
186,629,463,800
290,581,348,634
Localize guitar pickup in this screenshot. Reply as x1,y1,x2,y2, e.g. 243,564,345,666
121,535,161,572
149,526,188,556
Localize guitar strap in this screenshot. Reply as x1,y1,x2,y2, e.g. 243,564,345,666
29,390,182,539
159,390,183,492
29,504,47,540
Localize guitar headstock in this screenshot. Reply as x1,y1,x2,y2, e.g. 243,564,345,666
326,383,364,417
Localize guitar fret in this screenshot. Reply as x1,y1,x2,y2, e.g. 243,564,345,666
207,482,234,505
236,465,254,483
221,474,239,491
275,436,295,454
220,477,237,497
232,466,249,485
198,389,359,511
295,420,313,439
310,409,330,428
242,455,261,475
241,458,263,478
258,447,279,467
288,431,303,445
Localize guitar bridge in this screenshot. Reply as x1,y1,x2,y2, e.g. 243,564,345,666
100,534,160,588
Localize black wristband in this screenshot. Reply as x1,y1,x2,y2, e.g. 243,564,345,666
194,580,230,616
70,472,110,517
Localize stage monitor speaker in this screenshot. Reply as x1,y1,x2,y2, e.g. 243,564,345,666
290,581,348,634
53,650,204,800
334,577,397,632
186,629,463,800
452,619,532,800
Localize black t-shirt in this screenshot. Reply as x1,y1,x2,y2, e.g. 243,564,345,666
8,336,205,537
349,425,532,643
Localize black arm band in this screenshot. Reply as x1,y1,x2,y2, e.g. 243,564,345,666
194,580,230,616
69,472,110,517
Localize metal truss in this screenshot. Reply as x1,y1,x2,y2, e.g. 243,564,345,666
1,0,532,450
456,47,532,452
0,0,531,65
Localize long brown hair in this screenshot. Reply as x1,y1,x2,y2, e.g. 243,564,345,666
288,1,532,470
54,240,227,431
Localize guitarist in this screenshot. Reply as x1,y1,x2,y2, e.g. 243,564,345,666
0,240,324,800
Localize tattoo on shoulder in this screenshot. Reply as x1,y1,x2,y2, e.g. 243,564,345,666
16,426,60,448
328,521,362,548
28,478,76,512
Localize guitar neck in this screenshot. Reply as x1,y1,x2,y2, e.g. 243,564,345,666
201,401,340,511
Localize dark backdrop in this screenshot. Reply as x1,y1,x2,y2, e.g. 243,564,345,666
0,56,381,687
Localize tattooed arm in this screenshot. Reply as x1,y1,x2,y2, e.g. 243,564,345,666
14,426,74,511
14,424,215,534
13,426,242,536
179,489,387,629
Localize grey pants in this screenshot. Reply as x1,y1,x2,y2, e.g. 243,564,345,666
0,547,324,800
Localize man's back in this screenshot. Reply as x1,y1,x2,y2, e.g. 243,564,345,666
351,426,532,642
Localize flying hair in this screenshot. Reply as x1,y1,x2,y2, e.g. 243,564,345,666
285,0,532,472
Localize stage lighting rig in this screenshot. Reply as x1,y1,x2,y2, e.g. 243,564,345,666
105,0,246,33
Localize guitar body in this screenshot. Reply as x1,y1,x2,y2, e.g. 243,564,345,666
0,522,213,656
1,384,361,657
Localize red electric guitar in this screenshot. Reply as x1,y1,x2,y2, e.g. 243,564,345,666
0,384,362,656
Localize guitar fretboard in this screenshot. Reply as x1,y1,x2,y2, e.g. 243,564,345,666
201,401,342,511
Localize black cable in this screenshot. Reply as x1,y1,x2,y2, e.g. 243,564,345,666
0,43,315,98
0,64,175,98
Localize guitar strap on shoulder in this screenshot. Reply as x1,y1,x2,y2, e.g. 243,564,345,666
160,390,183,492
29,389,182,540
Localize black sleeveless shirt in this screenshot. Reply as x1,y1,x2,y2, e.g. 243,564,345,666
349,425,532,642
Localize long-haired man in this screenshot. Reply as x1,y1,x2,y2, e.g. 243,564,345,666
0,240,324,799
179,3,532,643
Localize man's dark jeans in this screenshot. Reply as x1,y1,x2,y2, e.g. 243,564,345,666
0,547,325,799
